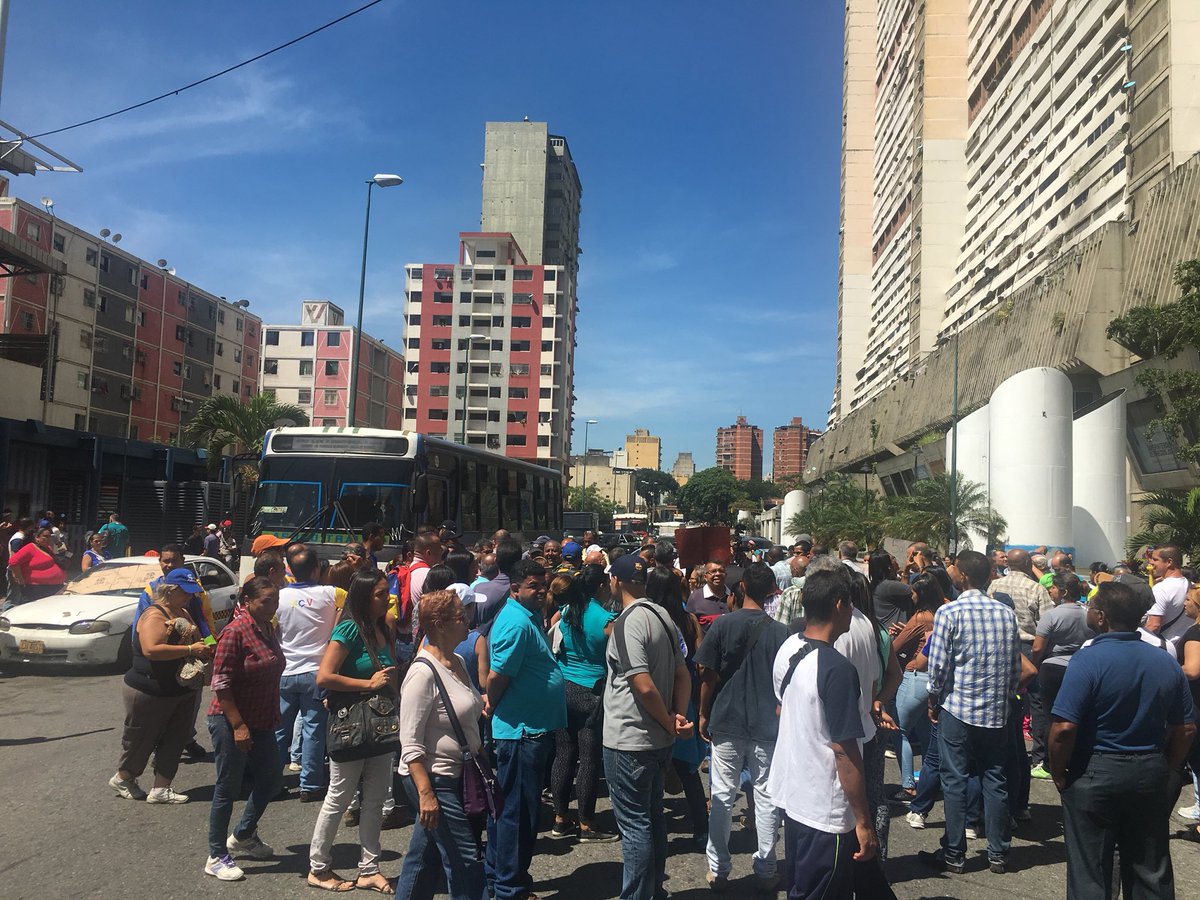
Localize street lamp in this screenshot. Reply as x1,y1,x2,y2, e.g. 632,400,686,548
459,333,488,442
938,327,961,554
580,418,598,504
348,173,403,428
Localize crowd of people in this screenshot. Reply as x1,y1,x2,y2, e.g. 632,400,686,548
7,503,1199,898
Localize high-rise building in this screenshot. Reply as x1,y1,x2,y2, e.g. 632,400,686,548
568,450,635,510
624,428,661,471
671,452,695,486
716,416,763,481
773,417,823,481
403,232,576,470
0,194,262,441
259,300,404,429
481,121,582,277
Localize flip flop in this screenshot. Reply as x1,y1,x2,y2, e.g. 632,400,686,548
307,874,356,893
356,876,397,894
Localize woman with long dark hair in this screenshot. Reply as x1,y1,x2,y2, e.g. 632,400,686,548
308,569,398,893
890,574,947,799
868,548,912,628
645,564,709,847
549,564,618,841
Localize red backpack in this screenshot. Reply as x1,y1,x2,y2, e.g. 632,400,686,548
390,558,429,627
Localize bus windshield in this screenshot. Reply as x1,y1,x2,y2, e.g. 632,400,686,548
255,481,323,531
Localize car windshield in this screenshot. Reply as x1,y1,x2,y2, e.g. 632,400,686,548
63,562,161,598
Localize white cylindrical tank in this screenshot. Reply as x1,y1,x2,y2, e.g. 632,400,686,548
1072,390,1127,567
946,405,991,549
780,489,809,546
989,367,1074,552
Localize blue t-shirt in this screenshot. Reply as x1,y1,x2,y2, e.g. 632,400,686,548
558,599,617,688
488,597,566,738
99,522,130,556
1053,630,1193,771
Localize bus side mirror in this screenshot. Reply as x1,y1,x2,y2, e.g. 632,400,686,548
412,474,429,514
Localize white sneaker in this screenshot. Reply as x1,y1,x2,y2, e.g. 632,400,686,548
108,773,147,801
204,854,245,881
905,811,926,829
287,761,302,772
227,832,273,859
1177,804,1200,822
146,786,189,804
965,827,980,840
883,748,898,759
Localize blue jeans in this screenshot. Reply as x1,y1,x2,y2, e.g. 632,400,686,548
396,774,486,900
604,745,672,900
207,714,283,858
276,671,327,792
911,718,983,826
485,733,552,900
938,710,1010,864
895,672,930,789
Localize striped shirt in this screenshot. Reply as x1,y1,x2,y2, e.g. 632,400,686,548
927,589,1021,729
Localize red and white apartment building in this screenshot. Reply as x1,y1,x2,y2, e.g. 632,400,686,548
0,193,261,442
259,300,405,429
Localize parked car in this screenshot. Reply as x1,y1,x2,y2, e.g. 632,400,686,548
0,555,240,667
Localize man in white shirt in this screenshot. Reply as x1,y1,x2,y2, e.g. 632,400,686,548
1145,545,1191,651
275,547,339,801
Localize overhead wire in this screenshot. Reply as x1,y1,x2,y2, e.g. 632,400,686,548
26,0,388,140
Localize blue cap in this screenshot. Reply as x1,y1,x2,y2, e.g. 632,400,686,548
611,552,648,584
164,567,204,594
561,541,582,560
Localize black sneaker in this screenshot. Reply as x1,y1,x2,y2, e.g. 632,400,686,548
550,820,579,839
578,828,620,843
989,860,1007,874
343,808,360,827
917,849,965,874
183,740,209,760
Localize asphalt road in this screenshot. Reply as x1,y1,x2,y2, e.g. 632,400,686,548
3,665,1200,899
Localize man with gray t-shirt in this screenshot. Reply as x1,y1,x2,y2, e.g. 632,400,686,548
603,553,691,900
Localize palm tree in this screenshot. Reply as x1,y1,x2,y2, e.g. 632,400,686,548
183,393,309,472
1126,487,1200,560
884,473,1006,554
786,473,888,548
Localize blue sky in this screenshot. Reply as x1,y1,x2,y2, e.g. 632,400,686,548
5,0,844,473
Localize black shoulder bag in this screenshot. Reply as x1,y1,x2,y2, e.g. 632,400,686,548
326,632,401,762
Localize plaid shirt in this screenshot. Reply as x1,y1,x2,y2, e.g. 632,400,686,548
927,589,1021,729
772,580,805,625
988,571,1053,642
207,607,286,732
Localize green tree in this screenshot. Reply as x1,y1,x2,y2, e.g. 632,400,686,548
675,467,742,524
737,478,782,507
1126,487,1200,560
785,473,886,548
567,484,617,520
1107,259,1200,463
883,473,1006,554
632,469,679,512
183,394,309,473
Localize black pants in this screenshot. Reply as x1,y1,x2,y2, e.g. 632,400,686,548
671,758,708,835
1061,751,1175,900
1022,641,1047,766
550,680,603,823
1039,663,1067,724
781,816,895,900
1006,698,1031,814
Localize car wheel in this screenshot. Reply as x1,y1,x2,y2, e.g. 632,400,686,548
115,632,133,670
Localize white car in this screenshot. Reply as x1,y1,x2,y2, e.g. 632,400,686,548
0,555,240,667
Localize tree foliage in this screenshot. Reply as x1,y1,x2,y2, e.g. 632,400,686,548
1126,487,1200,561
675,467,742,525
786,473,887,548
632,469,679,511
1107,259,1200,462
183,394,309,472
883,473,1006,554
567,484,617,520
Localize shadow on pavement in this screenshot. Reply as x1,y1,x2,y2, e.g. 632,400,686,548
0,726,114,746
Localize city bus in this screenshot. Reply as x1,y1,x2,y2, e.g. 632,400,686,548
246,427,562,573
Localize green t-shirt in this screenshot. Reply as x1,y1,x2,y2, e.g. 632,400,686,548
332,619,395,679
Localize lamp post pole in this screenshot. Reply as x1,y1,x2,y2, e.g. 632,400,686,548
348,174,402,428
949,326,960,555
460,333,487,443
580,418,597,505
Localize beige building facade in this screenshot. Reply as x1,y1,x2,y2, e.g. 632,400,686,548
624,428,661,471
569,451,635,511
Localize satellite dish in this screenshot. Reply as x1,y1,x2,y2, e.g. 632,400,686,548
156,259,168,268
99,228,110,238
112,234,122,243
167,267,176,276
40,197,54,209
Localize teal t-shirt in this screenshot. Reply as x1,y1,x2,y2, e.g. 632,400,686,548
488,597,566,738
99,521,130,556
332,619,396,679
559,599,617,688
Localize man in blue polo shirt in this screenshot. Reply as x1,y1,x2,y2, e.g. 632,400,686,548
485,558,566,900
1049,581,1196,899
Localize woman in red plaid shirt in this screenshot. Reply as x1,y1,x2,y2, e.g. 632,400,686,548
203,576,286,882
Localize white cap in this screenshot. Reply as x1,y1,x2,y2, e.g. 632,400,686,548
206,523,217,531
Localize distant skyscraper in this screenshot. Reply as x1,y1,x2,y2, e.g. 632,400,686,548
624,428,661,470
716,417,763,481
772,417,822,481
671,452,695,486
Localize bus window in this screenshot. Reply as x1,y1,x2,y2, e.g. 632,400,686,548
460,461,478,533
254,481,322,532
337,483,407,531
520,490,534,530
502,494,520,530
479,464,499,533
425,476,448,527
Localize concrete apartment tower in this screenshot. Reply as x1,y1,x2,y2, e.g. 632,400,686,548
716,416,763,481
624,428,662,470
773,417,822,481
671,452,695,487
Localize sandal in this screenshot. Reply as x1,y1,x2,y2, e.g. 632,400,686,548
308,872,356,892
356,875,396,894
